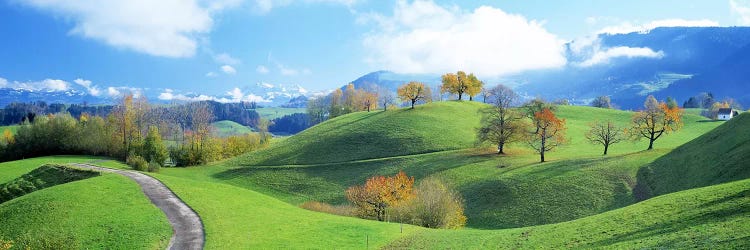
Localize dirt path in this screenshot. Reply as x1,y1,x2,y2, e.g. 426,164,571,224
71,164,204,250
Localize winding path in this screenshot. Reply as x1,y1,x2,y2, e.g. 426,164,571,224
71,164,204,250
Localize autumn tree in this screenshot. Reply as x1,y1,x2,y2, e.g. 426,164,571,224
1,129,13,145
329,88,344,118
585,120,625,155
464,73,483,101
527,108,567,162
630,95,683,150
398,82,431,109
358,89,378,112
441,71,483,101
477,84,525,154
342,83,357,113
590,96,613,109
346,171,415,221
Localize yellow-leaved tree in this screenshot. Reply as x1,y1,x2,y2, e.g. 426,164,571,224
397,81,431,109
346,171,415,221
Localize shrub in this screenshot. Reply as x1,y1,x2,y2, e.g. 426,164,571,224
300,201,356,217
393,178,466,229
126,154,148,171
147,161,161,173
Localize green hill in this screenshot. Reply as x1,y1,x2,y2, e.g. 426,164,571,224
0,158,171,249
176,104,721,230
0,164,99,204
212,120,255,138
239,101,486,165
637,113,750,198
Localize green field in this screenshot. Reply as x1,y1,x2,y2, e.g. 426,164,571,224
0,157,171,249
211,120,255,138
254,107,306,120
0,125,19,135
2,101,749,248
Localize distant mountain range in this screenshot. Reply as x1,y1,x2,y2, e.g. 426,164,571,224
4,27,750,109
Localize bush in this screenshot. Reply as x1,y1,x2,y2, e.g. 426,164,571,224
126,154,148,171
300,201,356,217
147,161,161,173
392,178,466,229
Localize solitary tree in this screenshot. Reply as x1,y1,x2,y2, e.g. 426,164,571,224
590,96,613,109
630,95,683,150
346,171,415,221
441,71,483,101
378,88,396,111
397,82,431,109
527,108,567,162
585,120,624,155
358,90,378,112
465,74,483,101
477,85,525,154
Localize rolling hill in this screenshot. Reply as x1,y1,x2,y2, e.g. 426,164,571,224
237,101,486,165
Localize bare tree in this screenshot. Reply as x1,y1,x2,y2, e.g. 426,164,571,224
477,85,525,154
585,120,624,155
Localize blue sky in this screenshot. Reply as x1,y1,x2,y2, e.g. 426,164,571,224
0,0,748,103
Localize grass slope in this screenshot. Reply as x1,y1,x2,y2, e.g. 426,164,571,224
239,101,486,165
638,113,750,198
0,156,120,183
211,120,254,138
0,174,172,249
0,125,19,135
201,104,720,229
387,178,750,249
0,164,99,204
149,173,421,249
254,107,306,120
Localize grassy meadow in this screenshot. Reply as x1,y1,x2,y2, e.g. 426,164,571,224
1,101,749,248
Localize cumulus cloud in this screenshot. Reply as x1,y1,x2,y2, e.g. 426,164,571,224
18,0,241,57
221,65,237,74
73,78,101,96
107,87,121,97
731,0,750,25
256,65,269,74
359,0,567,77
0,77,7,87
597,19,719,35
578,47,664,67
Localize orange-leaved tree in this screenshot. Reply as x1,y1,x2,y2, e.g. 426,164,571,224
346,171,415,221
526,108,567,162
397,82,431,109
630,95,683,150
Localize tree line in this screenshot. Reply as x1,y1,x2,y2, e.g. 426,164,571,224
0,94,268,169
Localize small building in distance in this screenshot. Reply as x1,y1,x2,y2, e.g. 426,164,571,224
717,108,740,120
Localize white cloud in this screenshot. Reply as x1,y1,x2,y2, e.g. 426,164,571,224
8,79,70,91
252,0,360,14
578,46,664,67
73,78,101,96
597,19,719,35
19,0,241,58
205,72,218,77
158,87,272,103
256,65,269,74
214,53,241,65
221,65,237,74
731,0,750,25
0,78,7,87
360,0,567,77
107,87,121,97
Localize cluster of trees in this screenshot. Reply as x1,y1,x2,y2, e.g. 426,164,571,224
268,113,310,135
440,71,484,101
307,83,387,124
478,85,685,161
0,94,268,168
681,92,743,119
344,171,466,229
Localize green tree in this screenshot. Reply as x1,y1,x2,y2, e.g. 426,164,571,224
143,126,168,166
